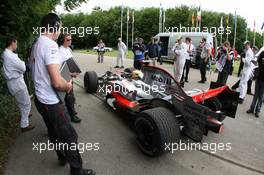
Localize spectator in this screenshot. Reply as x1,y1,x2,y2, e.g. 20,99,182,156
198,38,211,83
181,37,195,83
132,38,145,70
172,35,188,84
246,50,264,118
238,41,254,104
216,41,233,85
115,37,127,68
195,41,203,69
157,41,163,65
146,37,159,66
97,39,105,63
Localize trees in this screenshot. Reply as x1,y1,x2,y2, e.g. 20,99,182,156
61,6,263,53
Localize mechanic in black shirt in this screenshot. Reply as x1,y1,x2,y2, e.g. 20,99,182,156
247,50,264,118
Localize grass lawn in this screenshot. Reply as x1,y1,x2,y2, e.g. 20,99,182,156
75,49,134,59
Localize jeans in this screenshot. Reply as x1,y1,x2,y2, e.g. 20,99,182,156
250,80,264,114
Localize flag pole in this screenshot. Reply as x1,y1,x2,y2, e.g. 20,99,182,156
127,8,129,49
226,15,229,41
253,20,256,46
120,3,123,40
159,3,162,33
162,9,165,32
233,11,237,48
220,16,223,44
131,10,134,48
246,28,248,41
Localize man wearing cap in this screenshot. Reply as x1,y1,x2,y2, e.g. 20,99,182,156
115,37,127,68
172,35,188,84
238,41,255,104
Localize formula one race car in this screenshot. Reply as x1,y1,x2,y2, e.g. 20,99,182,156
83,66,239,157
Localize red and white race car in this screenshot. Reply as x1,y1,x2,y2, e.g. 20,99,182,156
83,65,239,156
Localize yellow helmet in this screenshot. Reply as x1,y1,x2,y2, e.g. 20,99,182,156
131,70,144,79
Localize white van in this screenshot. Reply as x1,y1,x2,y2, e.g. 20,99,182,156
155,32,214,62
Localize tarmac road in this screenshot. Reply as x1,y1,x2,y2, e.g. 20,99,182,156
4,52,264,175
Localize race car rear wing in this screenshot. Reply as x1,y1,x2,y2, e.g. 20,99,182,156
209,82,239,118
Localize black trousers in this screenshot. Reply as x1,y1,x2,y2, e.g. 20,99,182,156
237,61,244,77
65,84,77,118
217,71,229,85
34,97,82,170
134,60,143,70
200,59,208,81
181,60,191,81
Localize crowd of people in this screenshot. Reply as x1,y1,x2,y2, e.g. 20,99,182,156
95,34,264,118
127,35,264,118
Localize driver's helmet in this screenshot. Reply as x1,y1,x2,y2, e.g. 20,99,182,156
131,70,144,80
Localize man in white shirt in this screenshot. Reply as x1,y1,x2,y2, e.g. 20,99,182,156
172,35,188,84
59,33,81,123
238,41,255,104
115,37,127,68
31,13,95,175
1,36,34,132
181,37,195,83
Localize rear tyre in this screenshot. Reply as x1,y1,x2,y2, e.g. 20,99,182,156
135,107,180,157
84,71,98,93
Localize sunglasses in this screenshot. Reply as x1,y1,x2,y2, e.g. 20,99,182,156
66,39,72,42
